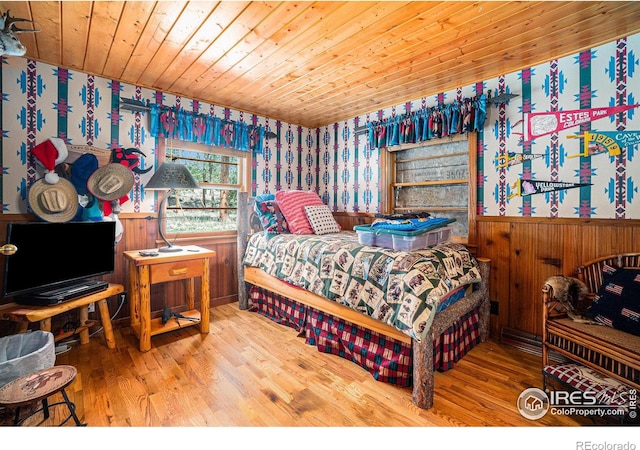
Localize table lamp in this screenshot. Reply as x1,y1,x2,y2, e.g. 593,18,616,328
145,161,200,252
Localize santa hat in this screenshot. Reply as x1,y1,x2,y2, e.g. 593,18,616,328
31,138,68,184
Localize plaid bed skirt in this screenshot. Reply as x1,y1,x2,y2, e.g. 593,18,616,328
248,286,481,387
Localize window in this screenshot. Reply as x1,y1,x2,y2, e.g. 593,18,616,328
159,139,250,235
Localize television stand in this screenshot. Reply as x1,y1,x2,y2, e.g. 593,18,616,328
14,280,109,306
0,283,124,349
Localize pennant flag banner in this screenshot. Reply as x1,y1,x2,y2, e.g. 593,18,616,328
507,179,591,199
523,104,640,141
494,152,545,169
567,130,640,158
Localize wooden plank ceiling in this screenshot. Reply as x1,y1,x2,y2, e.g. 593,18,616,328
2,1,640,129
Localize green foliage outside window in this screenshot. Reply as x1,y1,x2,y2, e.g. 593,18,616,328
164,148,241,233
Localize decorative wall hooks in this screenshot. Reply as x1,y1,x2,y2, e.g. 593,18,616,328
120,98,149,113
486,90,519,105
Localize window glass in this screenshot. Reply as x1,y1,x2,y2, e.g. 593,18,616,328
163,146,244,234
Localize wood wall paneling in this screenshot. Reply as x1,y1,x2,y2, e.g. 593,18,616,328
476,220,511,338
3,213,640,344
477,216,640,343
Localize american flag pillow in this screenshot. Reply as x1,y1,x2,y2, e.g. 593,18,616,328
585,267,640,336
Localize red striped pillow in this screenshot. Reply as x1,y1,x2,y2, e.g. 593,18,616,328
275,190,325,234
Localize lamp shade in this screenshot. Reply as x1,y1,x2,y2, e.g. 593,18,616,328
145,162,200,190
145,162,200,253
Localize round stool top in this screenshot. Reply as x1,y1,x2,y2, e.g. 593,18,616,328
0,365,77,408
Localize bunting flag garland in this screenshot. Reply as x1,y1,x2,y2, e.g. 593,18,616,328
507,178,591,199
494,152,545,169
567,130,640,158
516,104,640,141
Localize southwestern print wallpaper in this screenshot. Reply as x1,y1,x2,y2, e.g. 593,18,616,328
1,31,639,220
0,56,314,215
318,32,640,219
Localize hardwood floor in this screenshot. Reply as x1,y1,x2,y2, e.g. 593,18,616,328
7,302,600,429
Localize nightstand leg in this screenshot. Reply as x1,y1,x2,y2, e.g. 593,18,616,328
200,258,210,333
138,265,151,352
128,260,141,329
185,278,195,311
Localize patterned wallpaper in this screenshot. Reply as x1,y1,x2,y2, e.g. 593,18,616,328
320,32,640,219
0,57,313,215
1,32,639,219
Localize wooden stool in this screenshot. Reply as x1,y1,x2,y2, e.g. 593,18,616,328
0,365,85,426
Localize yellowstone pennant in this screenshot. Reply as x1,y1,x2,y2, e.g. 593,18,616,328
508,179,592,199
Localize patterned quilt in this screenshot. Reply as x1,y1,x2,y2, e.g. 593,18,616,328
243,231,481,342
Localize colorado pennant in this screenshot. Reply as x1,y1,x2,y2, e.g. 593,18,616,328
521,104,640,141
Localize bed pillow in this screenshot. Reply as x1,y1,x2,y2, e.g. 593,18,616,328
275,190,325,234
584,266,640,336
304,205,341,235
255,199,289,234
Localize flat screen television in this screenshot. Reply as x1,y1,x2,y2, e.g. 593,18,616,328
2,221,116,300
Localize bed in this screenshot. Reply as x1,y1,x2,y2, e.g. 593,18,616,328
236,192,491,409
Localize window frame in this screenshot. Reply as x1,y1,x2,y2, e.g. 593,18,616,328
155,137,252,240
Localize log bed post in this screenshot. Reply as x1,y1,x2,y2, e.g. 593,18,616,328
237,191,251,310
476,257,491,342
412,257,490,409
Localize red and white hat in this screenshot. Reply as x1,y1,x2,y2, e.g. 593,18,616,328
31,137,68,184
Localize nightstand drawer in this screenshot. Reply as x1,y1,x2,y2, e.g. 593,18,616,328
150,259,204,284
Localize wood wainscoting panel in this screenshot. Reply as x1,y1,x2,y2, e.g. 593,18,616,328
475,220,511,338
477,216,640,343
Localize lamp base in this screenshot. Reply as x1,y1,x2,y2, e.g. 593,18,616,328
158,245,183,253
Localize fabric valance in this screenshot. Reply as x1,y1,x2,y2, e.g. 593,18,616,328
149,104,264,153
367,94,486,149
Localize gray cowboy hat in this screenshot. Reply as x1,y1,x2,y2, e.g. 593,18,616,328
28,178,79,223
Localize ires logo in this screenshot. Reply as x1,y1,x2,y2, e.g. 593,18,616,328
517,387,633,420
548,390,625,406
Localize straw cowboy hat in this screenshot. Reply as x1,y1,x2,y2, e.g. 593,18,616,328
87,163,134,201
28,178,79,223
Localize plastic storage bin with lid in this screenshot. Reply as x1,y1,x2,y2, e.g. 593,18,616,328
354,217,455,251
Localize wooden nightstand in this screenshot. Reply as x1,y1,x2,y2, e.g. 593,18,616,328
123,245,216,352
